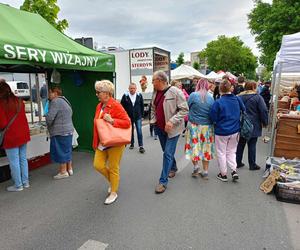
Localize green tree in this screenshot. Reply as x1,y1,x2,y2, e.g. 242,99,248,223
261,67,272,82
21,0,68,33
192,61,200,70
248,0,300,71
176,52,185,66
199,35,257,79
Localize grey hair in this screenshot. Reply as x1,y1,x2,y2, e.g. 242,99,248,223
95,80,114,96
153,70,168,83
129,82,136,87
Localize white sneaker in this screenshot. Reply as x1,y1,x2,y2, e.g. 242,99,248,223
7,185,23,192
104,193,118,205
53,172,69,180
68,169,73,176
23,183,30,188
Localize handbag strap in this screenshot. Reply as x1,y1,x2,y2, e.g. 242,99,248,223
58,96,72,108
3,99,21,132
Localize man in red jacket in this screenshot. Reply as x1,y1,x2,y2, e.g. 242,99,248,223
0,79,30,192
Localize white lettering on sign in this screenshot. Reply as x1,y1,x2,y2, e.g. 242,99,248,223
50,51,64,64
3,44,101,68
16,46,27,60
27,48,39,62
4,44,16,59
37,49,47,63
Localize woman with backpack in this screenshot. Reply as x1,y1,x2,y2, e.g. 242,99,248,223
236,82,268,170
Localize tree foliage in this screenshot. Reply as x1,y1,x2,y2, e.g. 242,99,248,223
261,67,272,82
248,0,300,71
193,61,200,70
21,0,68,33
176,52,185,66
199,35,257,79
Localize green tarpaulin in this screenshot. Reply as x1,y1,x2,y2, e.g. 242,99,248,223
0,3,114,72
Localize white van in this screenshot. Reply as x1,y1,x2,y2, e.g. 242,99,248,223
7,81,30,100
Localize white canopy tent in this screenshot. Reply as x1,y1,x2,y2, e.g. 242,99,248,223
171,64,205,80
205,71,220,79
269,31,300,156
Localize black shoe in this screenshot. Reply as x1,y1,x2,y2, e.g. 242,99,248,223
129,145,134,150
237,163,245,168
231,171,239,182
139,147,145,153
249,165,261,171
217,173,228,182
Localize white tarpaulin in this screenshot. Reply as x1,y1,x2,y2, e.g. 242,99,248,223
274,32,300,73
205,71,220,79
270,31,300,157
171,64,205,80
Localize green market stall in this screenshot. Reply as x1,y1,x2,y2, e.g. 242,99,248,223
0,3,115,168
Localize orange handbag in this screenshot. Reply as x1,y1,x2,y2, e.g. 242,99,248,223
96,119,131,147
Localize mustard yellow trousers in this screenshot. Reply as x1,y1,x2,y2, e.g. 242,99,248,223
93,146,125,193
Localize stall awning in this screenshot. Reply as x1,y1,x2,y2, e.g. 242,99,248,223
171,64,205,80
0,3,114,72
273,32,300,73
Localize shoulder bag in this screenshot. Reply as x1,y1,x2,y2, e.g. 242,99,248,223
236,96,254,141
96,105,131,147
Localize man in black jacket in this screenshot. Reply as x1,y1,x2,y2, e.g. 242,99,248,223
121,83,145,153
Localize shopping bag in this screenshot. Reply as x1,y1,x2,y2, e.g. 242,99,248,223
96,119,131,147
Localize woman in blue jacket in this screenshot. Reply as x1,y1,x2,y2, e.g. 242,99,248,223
236,82,268,170
209,79,245,182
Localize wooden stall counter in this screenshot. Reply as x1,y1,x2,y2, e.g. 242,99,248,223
274,115,300,159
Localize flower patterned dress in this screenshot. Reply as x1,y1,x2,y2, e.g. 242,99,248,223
185,122,215,161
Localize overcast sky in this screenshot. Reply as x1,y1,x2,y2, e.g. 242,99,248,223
3,0,272,61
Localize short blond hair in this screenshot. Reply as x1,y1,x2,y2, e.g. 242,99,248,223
170,80,181,87
95,80,114,96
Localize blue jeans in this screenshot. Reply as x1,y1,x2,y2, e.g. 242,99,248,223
154,126,179,186
5,144,29,188
131,119,143,147
236,137,258,169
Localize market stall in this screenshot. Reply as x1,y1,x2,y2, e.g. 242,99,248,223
0,4,115,176
269,32,300,159
171,64,205,80
264,32,300,204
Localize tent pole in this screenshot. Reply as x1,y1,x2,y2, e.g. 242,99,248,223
35,73,42,122
267,69,277,132
28,74,34,124
269,63,282,157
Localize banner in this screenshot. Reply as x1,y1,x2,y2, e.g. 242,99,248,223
0,43,114,72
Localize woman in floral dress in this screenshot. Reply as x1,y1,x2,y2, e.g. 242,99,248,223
185,78,215,179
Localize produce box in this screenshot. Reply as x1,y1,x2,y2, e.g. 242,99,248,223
275,183,300,204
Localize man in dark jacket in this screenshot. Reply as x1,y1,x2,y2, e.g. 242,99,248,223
233,76,245,95
260,81,271,110
121,83,145,153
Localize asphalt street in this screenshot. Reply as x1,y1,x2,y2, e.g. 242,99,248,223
0,125,299,250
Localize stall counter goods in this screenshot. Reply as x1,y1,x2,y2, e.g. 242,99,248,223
274,116,300,159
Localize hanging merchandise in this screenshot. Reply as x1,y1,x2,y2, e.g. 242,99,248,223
72,71,83,87
51,69,61,84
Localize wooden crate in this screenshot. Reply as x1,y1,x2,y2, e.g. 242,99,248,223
274,116,300,159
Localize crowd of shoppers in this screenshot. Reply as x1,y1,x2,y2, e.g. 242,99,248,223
0,72,269,205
